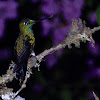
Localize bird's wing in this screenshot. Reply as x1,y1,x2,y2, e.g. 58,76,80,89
13,39,31,73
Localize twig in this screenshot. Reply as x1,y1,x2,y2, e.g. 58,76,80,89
12,71,31,99
93,91,99,100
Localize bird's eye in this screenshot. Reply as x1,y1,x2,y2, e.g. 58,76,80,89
24,22,29,25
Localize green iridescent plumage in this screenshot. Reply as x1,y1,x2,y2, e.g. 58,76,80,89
16,19,35,56
13,16,53,79
13,19,36,79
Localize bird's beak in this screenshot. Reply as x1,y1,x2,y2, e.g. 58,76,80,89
30,20,35,25
34,15,53,23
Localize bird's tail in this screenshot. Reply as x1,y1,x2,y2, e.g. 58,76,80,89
13,64,24,80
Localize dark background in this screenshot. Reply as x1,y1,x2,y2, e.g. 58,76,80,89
0,0,100,100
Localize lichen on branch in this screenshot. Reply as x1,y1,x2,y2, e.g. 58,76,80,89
0,18,100,99
36,18,100,63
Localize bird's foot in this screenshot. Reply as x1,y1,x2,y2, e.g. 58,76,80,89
34,63,40,71
38,55,44,63
27,67,33,74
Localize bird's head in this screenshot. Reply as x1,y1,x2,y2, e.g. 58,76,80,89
19,18,35,33
19,15,53,34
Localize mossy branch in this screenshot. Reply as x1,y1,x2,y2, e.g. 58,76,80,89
36,18,99,63
0,18,100,99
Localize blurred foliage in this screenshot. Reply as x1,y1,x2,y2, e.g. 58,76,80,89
0,0,100,100
60,89,72,100
96,5,100,26
86,0,94,7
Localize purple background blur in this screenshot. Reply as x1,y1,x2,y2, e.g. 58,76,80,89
0,0,100,100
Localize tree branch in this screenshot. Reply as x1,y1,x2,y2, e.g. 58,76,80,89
0,18,100,99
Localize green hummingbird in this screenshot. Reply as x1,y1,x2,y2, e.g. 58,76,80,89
13,16,53,80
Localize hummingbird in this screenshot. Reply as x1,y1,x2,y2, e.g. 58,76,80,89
13,16,53,80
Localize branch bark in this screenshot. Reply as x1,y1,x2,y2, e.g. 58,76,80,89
0,18,100,99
